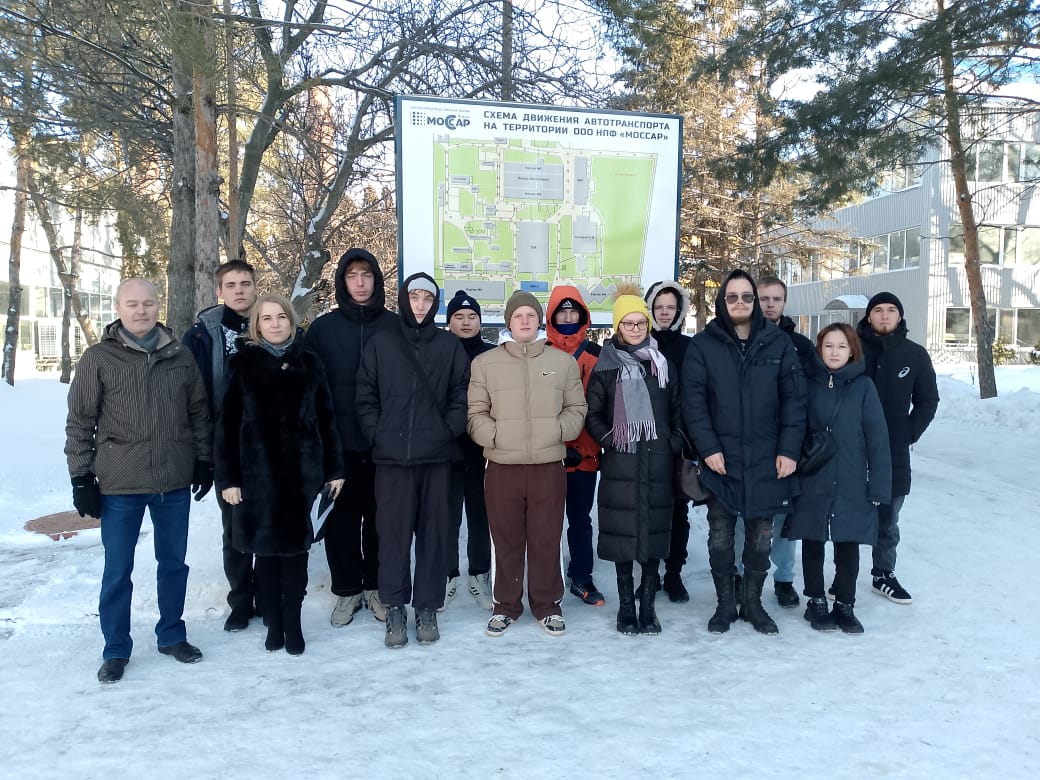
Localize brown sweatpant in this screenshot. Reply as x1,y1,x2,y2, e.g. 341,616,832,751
484,461,567,620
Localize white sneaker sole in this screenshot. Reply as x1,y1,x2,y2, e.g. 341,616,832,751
872,585,912,605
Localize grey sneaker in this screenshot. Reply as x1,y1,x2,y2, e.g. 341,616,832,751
330,593,363,627
539,614,566,636
468,572,493,610
438,576,459,612
415,608,440,644
384,605,408,648
486,614,514,637
364,589,386,622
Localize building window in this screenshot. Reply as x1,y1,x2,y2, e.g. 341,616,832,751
945,307,971,344
1022,144,1040,182
1019,309,1040,347
1020,227,1040,265
967,140,1040,183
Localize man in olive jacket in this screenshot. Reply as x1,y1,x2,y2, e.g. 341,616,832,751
66,278,212,683
467,291,587,638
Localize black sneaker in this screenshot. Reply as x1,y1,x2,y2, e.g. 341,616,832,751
415,608,440,645
97,658,129,683
158,641,203,664
872,572,912,604
384,605,408,649
803,596,836,631
833,601,865,634
663,572,690,603
774,581,800,608
569,579,605,606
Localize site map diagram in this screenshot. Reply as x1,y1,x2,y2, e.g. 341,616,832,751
433,136,657,320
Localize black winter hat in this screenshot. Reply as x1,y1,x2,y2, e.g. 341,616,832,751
866,291,904,318
446,290,481,320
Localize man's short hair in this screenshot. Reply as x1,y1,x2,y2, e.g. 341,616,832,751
216,259,256,285
757,275,787,298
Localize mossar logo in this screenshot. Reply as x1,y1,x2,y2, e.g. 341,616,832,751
410,110,471,130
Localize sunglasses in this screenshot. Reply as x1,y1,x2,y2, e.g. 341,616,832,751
725,293,755,304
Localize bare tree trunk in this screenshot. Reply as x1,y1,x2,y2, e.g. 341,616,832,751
167,4,197,337
193,1,221,317
61,198,84,383
502,1,513,101
2,126,30,386
937,0,996,398
26,171,99,346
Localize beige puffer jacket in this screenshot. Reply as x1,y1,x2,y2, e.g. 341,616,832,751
467,337,587,465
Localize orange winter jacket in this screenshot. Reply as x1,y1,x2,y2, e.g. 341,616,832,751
545,285,600,473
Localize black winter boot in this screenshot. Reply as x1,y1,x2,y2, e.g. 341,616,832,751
638,571,661,634
708,574,739,633
255,560,284,652
833,601,864,634
663,571,690,603
803,596,837,631
265,602,285,652
739,570,779,635
282,601,305,655
281,554,308,655
616,577,639,635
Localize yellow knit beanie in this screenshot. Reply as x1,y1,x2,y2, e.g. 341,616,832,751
612,294,650,333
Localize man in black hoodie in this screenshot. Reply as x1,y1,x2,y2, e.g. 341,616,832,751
304,248,398,627
857,292,939,605
682,269,806,635
356,273,470,648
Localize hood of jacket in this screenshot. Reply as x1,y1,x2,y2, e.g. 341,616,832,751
398,271,440,331
645,280,691,333
709,269,767,342
545,285,591,354
334,248,387,322
806,351,866,386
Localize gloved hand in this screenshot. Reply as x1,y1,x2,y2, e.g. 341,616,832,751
192,461,214,501
563,447,583,469
71,475,102,519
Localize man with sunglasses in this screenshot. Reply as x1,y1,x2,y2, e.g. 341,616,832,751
682,269,806,635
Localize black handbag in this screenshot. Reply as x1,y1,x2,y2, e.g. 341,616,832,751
798,391,844,476
675,429,710,502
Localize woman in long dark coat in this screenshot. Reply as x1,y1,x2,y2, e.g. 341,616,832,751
216,294,344,655
788,323,891,634
585,291,683,635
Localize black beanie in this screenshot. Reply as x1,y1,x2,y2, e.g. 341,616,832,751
866,291,904,318
446,290,481,320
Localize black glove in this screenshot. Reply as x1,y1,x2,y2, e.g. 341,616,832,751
191,461,214,501
563,447,583,469
71,475,102,519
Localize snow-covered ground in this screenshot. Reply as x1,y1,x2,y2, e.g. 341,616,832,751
1,365,1037,778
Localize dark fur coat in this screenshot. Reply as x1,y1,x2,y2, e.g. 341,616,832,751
215,339,344,556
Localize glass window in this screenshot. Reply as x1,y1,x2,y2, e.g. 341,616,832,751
997,308,1015,342
18,320,33,352
34,287,48,318
1004,228,1018,265
1020,227,1040,265
949,222,965,264
905,230,921,267
1008,144,1021,182
975,141,1004,181
49,288,64,318
889,231,905,270
1018,309,1040,347
1022,144,1040,182
978,225,1001,264
945,307,971,344
872,235,889,272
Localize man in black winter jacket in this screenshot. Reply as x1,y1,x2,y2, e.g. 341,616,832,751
857,292,939,605
304,248,399,627
356,272,470,648
682,269,806,635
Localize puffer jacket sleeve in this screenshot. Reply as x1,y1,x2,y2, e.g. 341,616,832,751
186,359,213,462
776,338,807,460
667,365,684,456
65,347,102,478
313,357,345,481
862,380,893,503
584,369,613,449
445,339,471,440
681,339,722,459
909,348,939,443
557,356,588,442
355,337,381,449
467,353,496,448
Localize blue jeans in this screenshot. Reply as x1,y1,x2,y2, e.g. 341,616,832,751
99,489,191,660
734,513,796,582
872,495,906,574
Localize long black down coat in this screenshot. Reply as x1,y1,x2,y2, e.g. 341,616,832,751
856,318,939,497
303,248,399,452
215,339,344,556
788,356,893,544
356,273,470,465
585,339,683,563
681,272,806,519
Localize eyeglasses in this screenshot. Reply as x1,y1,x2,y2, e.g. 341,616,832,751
725,293,755,304
618,319,648,332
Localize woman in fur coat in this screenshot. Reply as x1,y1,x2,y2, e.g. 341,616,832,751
585,289,683,635
216,294,344,655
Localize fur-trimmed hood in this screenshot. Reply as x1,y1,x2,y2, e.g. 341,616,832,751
644,280,691,333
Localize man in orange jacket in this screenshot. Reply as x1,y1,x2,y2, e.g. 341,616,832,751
546,286,604,606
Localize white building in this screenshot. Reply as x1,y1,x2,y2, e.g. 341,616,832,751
781,90,1040,359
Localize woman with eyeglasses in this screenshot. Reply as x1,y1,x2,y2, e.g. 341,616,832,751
787,323,892,633
585,286,684,635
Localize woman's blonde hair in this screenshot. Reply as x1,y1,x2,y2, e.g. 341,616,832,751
248,293,298,344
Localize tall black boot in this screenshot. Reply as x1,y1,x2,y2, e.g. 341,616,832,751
638,571,661,635
282,554,308,656
708,574,739,633
739,570,779,635
615,576,639,635
256,558,284,652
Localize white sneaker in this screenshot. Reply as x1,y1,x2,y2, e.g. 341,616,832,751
438,576,459,613
330,593,363,627
486,614,514,637
364,589,386,622
540,614,566,636
468,573,493,610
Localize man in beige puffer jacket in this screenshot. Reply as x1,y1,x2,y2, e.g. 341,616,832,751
467,291,587,638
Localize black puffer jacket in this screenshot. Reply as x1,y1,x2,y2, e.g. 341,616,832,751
787,356,892,544
586,338,683,563
856,317,939,497
681,271,806,518
216,338,344,556
777,314,816,373
303,248,399,452
356,273,470,465
645,280,692,371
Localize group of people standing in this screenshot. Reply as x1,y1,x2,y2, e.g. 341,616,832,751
65,251,938,684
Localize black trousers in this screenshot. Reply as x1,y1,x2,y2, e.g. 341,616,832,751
665,496,690,575
706,498,772,576
254,553,309,617
447,448,491,577
375,462,452,610
324,450,379,597
802,540,860,603
218,492,256,613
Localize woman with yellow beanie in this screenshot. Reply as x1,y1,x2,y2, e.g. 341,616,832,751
584,286,684,634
